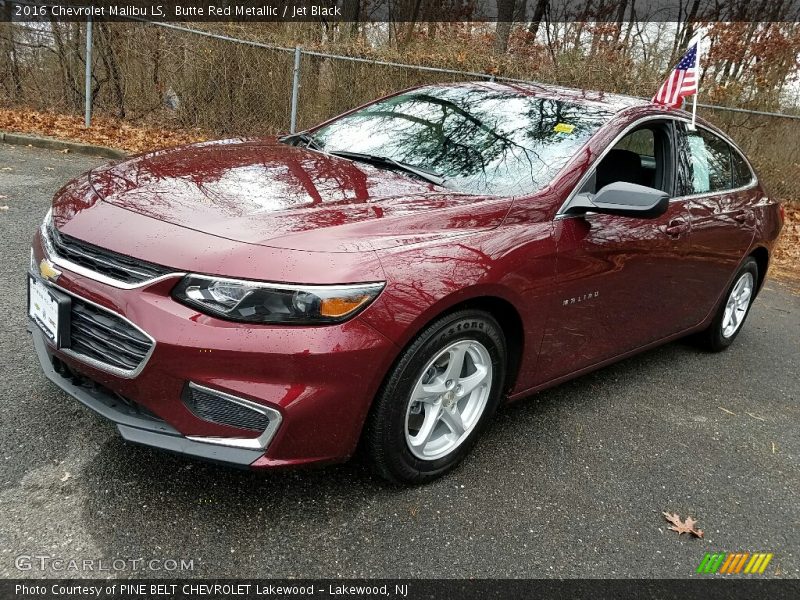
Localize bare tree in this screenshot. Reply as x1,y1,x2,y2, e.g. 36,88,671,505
527,0,549,40
495,0,516,54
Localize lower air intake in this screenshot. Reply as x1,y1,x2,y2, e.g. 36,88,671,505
183,383,271,432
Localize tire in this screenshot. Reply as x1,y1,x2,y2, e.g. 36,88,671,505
696,257,759,352
364,310,507,484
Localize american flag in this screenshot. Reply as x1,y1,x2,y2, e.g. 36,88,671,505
653,42,699,108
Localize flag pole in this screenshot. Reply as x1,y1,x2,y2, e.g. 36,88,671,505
689,34,703,131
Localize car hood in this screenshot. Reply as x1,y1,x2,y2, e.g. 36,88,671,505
86,138,512,253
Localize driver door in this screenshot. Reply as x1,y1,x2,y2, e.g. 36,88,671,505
535,119,694,383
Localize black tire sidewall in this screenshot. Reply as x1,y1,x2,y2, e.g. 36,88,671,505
369,310,507,482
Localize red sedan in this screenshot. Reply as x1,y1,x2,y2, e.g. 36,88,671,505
28,82,784,483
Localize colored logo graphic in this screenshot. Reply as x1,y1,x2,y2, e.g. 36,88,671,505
39,259,61,282
697,552,773,575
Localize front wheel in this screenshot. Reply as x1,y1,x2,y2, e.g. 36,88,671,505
364,310,507,484
696,257,758,352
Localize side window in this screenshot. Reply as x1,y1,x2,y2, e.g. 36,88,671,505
731,148,754,188
585,122,671,195
684,128,733,194
614,129,654,157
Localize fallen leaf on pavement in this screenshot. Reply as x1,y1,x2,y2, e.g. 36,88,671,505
663,511,704,538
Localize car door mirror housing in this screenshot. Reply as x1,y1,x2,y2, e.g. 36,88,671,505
568,181,669,219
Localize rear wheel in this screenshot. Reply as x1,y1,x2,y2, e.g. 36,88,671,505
696,257,758,352
364,310,506,484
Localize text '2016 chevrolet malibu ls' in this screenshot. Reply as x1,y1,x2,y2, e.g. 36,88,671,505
28,82,784,483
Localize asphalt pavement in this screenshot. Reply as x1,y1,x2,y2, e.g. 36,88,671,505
0,143,797,579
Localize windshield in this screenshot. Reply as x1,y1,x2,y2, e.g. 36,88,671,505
310,85,613,196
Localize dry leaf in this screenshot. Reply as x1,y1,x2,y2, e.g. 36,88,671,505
663,511,704,538
0,107,208,154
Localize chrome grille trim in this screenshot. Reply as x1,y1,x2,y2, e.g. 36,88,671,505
185,382,282,451
44,281,156,379
40,211,185,290
184,385,271,431
50,226,165,281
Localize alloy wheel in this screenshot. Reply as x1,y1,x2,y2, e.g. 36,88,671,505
721,271,754,338
404,340,493,460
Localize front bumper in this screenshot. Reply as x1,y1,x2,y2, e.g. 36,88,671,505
29,236,399,469
30,325,265,467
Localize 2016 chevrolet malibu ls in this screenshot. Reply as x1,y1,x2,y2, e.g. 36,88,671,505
28,82,784,483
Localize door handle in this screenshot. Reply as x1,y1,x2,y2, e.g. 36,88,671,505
664,219,690,237
733,211,752,224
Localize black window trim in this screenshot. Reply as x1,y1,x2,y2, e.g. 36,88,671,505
672,122,758,201
557,114,680,219
556,114,758,219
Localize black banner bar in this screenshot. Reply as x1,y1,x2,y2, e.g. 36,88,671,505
3,0,800,23
3,579,800,600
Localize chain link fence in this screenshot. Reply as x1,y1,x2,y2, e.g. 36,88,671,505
700,107,800,202
2,20,799,201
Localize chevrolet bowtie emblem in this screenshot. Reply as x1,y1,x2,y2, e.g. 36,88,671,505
39,259,61,282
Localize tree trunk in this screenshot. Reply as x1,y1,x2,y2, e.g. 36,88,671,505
97,24,126,118
1,22,23,98
612,0,627,43
341,0,360,40
494,0,516,54
402,0,422,46
622,1,636,49
527,0,549,41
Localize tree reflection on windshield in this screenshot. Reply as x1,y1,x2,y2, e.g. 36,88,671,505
313,84,613,197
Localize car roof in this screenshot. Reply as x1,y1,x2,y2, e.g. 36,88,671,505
416,80,653,114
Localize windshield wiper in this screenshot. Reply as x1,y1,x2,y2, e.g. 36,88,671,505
279,131,323,151
328,151,446,187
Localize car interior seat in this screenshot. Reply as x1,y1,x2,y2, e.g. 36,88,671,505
596,149,644,190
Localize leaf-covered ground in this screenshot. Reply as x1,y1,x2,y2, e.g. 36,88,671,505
1,107,798,281
773,204,800,281
0,108,208,154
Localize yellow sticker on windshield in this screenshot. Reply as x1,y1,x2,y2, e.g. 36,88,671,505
553,123,576,134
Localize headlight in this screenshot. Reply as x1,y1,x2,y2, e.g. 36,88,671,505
172,275,384,325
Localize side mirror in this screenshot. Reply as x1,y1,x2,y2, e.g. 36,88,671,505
568,181,669,219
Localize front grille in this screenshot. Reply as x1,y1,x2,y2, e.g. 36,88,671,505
69,297,153,373
48,224,171,285
183,385,271,432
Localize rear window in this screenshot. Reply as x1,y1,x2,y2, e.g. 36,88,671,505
312,86,614,196
679,126,755,195
731,149,754,188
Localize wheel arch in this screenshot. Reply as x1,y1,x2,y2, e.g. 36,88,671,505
447,296,525,395
383,291,527,397
748,245,770,295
